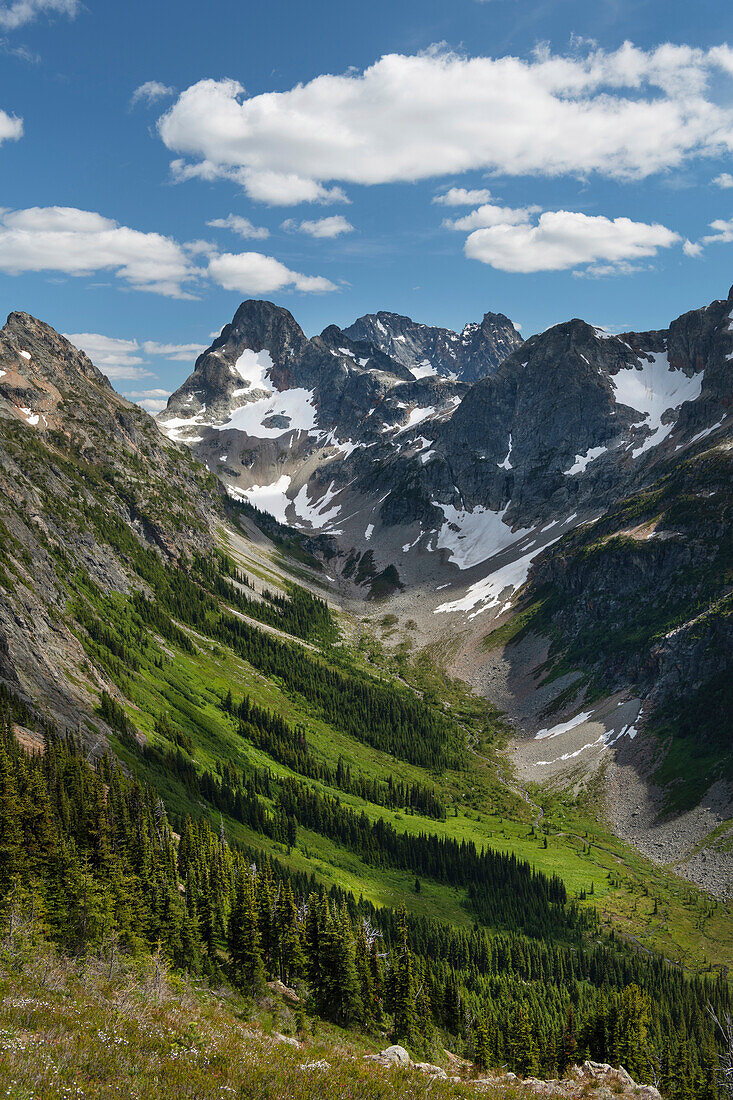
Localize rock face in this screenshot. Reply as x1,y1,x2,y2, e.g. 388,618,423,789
161,298,452,441
0,311,221,733
364,1044,412,1066
157,299,471,541
344,309,523,383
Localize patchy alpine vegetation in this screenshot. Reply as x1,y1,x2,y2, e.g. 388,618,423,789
503,445,733,803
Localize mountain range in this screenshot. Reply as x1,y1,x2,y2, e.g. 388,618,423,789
155,289,732,879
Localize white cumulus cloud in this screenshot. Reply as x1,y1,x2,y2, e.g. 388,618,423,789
701,218,733,245
170,154,348,206
122,388,171,413
157,44,733,205
65,333,206,378
683,239,704,257
443,202,541,231
131,81,176,108
433,187,494,206
207,214,269,239
712,172,733,188
683,215,733,256
463,209,680,273
208,251,337,294
282,215,354,238
0,206,199,297
0,0,77,29
136,398,169,413
141,340,207,360
124,388,171,398
64,333,150,378
0,108,22,145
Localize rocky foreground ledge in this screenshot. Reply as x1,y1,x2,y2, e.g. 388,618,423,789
328,1043,663,1098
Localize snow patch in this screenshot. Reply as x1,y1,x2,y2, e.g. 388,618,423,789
563,445,607,476
435,546,539,618
364,523,374,540
435,503,532,571
19,350,31,360
19,406,39,426
410,359,439,380
611,354,703,458
533,736,607,766
497,434,513,470
435,521,572,617
534,712,594,741
685,417,727,446
227,475,292,524
222,387,317,439
531,708,641,766
292,481,342,528
232,348,273,391
396,405,438,432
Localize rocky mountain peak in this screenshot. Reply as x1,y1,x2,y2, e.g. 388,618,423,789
2,311,111,390
221,298,308,366
344,306,522,383
159,301,305,427
155,287,730,627
0,311,119,435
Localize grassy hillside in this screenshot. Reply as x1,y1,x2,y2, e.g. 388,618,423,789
87,536,732,973
2,935,523,1100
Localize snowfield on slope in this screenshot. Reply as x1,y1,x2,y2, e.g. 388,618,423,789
227,476,292,524
435,502,533,570
435,515,580,617
221,386,318,438
611,353,703,457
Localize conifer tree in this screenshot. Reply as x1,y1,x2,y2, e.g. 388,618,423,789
391,906,416,1047
474,1012,492,1071
558,1004,578,1076
511,1004,538,1077
228,871,264,994
613,984,652,1082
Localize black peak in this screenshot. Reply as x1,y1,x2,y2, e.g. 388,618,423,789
229,299,304,338
210,299,308,364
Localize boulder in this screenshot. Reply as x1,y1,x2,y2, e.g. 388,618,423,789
364,1044,411,1066
266,979,300,1003
272,1031,301,1048
413,1061,447,1078
567,1061,661,1099
571,1060,634,1087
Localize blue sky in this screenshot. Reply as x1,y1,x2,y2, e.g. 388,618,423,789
1,0,732,409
